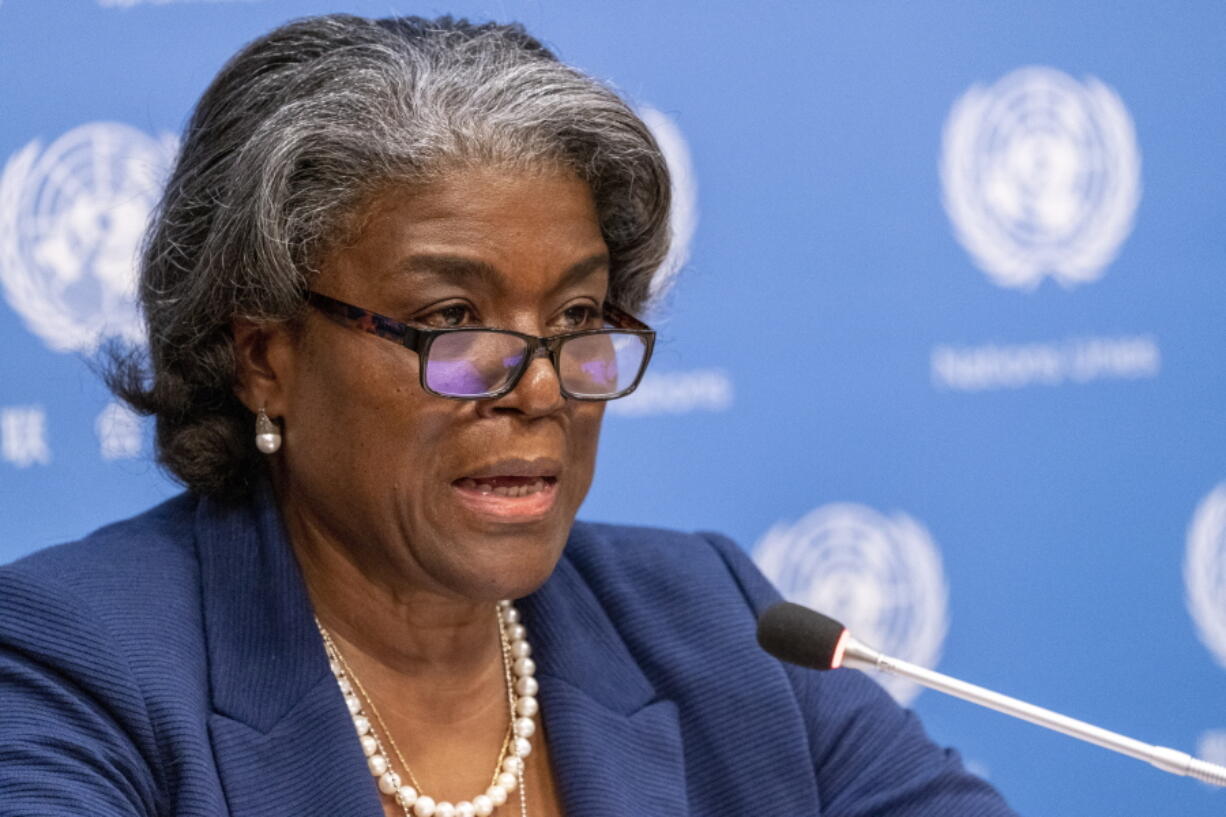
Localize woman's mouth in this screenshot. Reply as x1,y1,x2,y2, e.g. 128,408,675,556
456,476,552,497
451,475,559,521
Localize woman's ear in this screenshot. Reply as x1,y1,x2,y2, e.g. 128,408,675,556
232,318,295,416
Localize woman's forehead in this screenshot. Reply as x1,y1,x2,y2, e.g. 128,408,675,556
385,252,609,294
320,168,609,299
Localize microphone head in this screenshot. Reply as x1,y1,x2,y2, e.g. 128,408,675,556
756,602,850,671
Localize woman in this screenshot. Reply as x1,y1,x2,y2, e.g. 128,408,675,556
0,14,1016,817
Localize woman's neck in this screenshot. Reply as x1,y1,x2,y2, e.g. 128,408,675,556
283,496,504,687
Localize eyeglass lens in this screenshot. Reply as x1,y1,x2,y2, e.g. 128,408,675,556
424,330,647,398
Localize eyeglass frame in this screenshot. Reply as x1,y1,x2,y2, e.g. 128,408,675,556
304,289,657,401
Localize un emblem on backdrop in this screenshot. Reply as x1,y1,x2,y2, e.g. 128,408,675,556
638,106,697,307
1185,484,1226,671
0,122,176,352
940,66,1141,290
753,503,949,705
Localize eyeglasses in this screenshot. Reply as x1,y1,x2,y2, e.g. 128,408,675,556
305,290,656,401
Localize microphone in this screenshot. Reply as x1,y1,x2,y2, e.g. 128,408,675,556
757,601,1226,787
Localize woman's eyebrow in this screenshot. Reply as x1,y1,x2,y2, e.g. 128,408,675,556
549,253,610,294
393,252,610,292
395,254,502,289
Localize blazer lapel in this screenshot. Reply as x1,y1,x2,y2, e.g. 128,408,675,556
196,484,382,816
196,486,688,816
523,555,690,817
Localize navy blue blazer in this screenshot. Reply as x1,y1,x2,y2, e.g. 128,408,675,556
0,487,1016,816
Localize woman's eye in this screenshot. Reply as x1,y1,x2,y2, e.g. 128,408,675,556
560,304,601,329
421,304,475,327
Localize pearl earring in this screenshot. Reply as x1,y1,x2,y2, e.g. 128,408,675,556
255,408,281,454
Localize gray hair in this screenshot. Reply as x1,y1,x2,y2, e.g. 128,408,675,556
109,13,672,498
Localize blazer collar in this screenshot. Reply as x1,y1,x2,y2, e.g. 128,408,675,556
196,482,385,816
196,480,325,730
523,549,689,816
196,489,687,816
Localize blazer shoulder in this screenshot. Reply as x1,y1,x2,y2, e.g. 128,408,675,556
0,501,196,815
1,493,208,687
4,492,200,597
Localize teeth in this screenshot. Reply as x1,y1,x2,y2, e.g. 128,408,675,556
459,478,548,498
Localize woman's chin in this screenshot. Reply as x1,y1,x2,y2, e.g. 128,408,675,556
426,536,565,603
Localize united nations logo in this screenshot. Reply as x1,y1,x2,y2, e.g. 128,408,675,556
940,66,1141,290
753,503,949,704
1185,483,1226,671
0,122,176,353
638,106,697,308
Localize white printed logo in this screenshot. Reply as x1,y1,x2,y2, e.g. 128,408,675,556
1185,484,1226,671
1186,486,1226,767
930,334,1160,392
941,66,1141,290
0,405,51,468
638,107,697,308
95,402,143,461
607,368,732,418
754,503,949,704
0,122,176,353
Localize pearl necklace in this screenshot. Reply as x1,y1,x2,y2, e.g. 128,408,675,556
317,601,537,817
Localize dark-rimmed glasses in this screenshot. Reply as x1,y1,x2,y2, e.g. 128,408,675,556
305,291,656,401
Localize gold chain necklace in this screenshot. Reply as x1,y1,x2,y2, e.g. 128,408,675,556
316,601,534,817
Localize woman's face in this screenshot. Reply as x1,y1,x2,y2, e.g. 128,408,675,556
268,166,610,603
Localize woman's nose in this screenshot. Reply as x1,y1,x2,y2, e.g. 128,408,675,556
492,352,567,417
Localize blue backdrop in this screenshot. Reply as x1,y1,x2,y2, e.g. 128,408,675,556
2,2,1225,815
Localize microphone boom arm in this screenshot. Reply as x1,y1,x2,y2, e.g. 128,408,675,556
840,635,1226,787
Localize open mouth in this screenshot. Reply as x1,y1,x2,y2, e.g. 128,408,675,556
454,475,556,498
450,474,560,521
